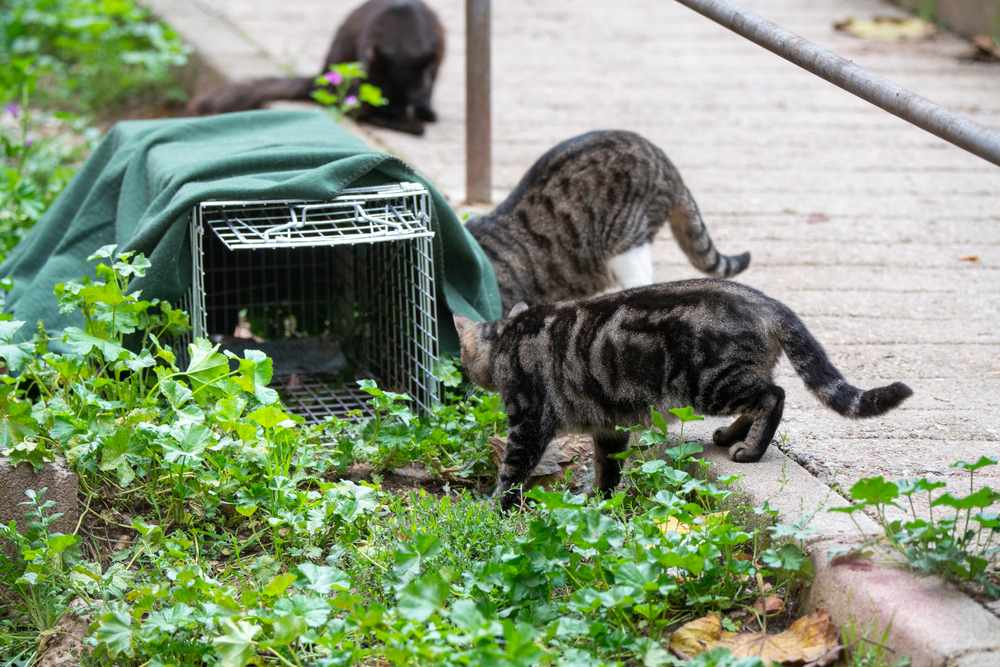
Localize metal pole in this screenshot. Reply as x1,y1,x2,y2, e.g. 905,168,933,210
465,0,492,203
674,0,1000,167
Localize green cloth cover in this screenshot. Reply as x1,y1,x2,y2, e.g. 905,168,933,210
0,110,501,354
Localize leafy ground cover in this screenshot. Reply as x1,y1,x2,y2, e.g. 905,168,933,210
0,249,819,665
0,0,189,265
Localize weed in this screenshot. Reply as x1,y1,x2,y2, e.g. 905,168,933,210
833,458,999,598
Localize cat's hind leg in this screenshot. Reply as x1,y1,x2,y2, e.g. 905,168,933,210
593,430,630,496
727,385,785,463
712,415,753,448
608,243,654,290
496,409,557,511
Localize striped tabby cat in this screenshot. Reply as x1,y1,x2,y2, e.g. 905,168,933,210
466,131,751,312
453,279,913,510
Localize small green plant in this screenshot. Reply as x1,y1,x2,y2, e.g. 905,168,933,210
840,619,911,667
833,457,999,597
311,62,388,114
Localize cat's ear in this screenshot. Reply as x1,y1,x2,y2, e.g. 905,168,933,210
508,302,529,319
453,314,475,336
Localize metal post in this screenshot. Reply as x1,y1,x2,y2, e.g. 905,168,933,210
465,0,492,203
674,0,1000,167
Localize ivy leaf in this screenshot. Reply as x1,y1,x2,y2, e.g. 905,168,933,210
93,605,133,657
952,456,998,473
0,320,33,372
233,350,278,405
397,571,449,622
248,405,294,430
162,424,211,466
272,614,307,646
274,594,330,628
142,603,195,635
160,378,194,409
62,326,127,363
932,488,1000,510
449,598,486,631
359,82,387,107
849,476,899,505
87,244,118,261
263,572,296,597
297,563,349,596
668,406,705,423
212,619,260,667
184,339,229,389
761,543,808,573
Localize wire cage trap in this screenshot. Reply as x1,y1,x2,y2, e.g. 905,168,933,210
181,181,440,422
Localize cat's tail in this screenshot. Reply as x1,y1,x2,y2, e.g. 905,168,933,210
668,190,751,279
774,305,913,418
188,77,315,115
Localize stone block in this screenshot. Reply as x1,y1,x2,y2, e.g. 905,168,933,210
0,457,80,537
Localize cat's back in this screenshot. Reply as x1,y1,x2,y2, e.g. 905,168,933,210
492,130,670,216
331,0,441,61
507,279,776,351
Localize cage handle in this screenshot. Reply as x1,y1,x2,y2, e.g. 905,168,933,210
263,205,306,239
221,210,260,243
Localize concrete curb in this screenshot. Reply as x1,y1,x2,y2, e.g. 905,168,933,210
704,445,1000,667
137,4,1000,664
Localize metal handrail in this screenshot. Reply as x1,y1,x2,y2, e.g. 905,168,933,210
674,0,1000,167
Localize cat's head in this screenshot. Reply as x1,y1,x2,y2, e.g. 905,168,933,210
453,303,529,390
453,315,495,390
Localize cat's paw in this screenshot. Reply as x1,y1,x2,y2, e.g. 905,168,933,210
712,427,733,448
415,105,437,122
728,442,765,463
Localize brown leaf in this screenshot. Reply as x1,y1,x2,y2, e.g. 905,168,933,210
669,613,728,660
959,255,980,263
806,212,830,224
834,15,935,41
752,594,786,616
670,609,841,666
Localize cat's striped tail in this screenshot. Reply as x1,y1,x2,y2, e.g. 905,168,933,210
668,190,751,279
774,305,912,418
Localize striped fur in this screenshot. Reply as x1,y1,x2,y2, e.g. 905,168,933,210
466,131,751,312
454,279,913,510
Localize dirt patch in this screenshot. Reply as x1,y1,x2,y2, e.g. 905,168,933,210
35,599,90,667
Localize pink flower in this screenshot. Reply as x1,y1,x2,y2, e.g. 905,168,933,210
344,95,358,107
323,70,344,86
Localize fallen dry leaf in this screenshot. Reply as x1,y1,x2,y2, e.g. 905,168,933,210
670,613,728,660
959,255,980,263
806,212,830,224
753,594,786,616
670,609,840,666
834,15,935,41
658,516,692,535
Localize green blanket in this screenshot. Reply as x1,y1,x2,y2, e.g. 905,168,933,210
0,110,501,354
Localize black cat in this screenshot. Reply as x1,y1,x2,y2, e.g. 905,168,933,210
188,0,444,136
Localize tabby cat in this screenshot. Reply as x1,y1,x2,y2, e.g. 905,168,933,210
454,279,913,510
466,131,751,312
188,0,444,136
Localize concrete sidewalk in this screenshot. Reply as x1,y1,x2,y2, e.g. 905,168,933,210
151,0,1000,515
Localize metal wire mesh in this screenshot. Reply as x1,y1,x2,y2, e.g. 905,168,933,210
183,182,440,422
